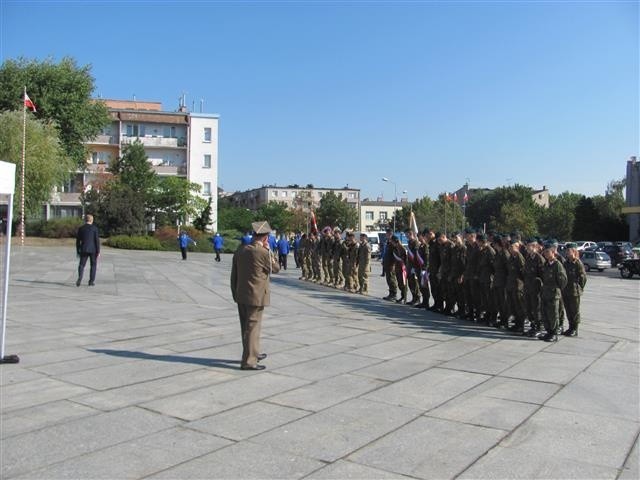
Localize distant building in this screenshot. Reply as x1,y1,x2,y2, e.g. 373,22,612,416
452,183,550,208
623,156,640,243
47,98,219,230
360,198,409,232
230,185,360,211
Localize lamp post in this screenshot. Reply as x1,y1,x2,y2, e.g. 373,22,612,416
382,177,397,233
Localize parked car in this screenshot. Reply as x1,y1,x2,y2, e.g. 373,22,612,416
580,250,610,272
633,241,640,258
574,241,597,251
601,244,633,266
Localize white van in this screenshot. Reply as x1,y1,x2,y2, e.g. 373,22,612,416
360,231,383,257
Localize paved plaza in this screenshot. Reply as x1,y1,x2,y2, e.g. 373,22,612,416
1,245,638,479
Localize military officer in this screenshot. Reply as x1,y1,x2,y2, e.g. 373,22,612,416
414,229,431,309
492,234,510,328
523,238,545,336
562,243,587,337
540,241,568,342
358,233,371,294
463,229,480,320
476,233,496,323
405,229,422,305
332,228,345,288
506,239,526,333
450,232,467,318
382,229,398,301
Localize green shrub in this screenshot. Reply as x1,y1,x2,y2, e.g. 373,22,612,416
106,235,163,250
40,217,84,238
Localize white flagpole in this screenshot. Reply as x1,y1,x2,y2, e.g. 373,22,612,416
20,86,27,246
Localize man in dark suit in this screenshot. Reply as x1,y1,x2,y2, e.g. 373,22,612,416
76,214,100,286
230,221,280,370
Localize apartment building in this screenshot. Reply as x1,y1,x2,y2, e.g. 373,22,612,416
360,198,409,232
452,183,550,208
230,185,360,211
47,99,219,230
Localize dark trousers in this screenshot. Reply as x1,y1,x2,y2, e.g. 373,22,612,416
180,247,187,260
78,253,97,284
564,294,581,331
279,253,288,270
215,248,221,262
238,304,264,368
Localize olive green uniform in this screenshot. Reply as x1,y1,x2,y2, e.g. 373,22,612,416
406,239,421,304
541,259,568,337
450,242,467,315
332,236,345,288
563,258,587,333
506,250,526,331
493,247,510,326
463,242,480,319
524,251,544,332
477,244,496,322
358,240,371,294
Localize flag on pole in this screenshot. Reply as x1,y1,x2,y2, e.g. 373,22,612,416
445,193,452,202
24,92,36,112
409,210,418,235
310,210,318,234
453,192,458,203
463,192,469,204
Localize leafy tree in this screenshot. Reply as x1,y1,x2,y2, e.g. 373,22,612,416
467,185,538,234
538,192,582,240
150,176,202,227
109,141,157,194
193,197,213,232
217,197,256,232
316,191,358,230
572,196,599,240
83,183,146,236
0,57,110,168
0,110,71,216
255,201,292,233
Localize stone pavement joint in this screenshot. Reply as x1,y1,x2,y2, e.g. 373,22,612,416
1,246,638,479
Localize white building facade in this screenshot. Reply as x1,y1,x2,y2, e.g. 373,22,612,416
47,99,219,231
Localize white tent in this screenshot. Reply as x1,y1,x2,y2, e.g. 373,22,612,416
0,160,19,363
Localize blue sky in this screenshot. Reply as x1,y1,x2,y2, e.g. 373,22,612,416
1,0,638,201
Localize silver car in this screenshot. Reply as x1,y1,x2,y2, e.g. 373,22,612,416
581,250,610,272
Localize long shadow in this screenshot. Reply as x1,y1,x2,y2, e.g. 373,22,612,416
270,274,529,342
88,348,239,369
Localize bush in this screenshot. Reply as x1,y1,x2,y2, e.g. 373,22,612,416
40,217,84,238
106,235,163,250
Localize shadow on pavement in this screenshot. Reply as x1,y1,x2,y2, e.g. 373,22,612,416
88,348,239,369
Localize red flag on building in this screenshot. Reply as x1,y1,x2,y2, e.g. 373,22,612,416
453,192,458,203
463,192,469,204
445,193,452,202
24,92,36,112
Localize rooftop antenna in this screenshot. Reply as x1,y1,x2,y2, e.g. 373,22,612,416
200,98,204,113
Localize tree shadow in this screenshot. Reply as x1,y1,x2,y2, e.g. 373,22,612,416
88,348,239,369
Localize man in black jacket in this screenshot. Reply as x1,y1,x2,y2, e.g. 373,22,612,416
76,214,100,286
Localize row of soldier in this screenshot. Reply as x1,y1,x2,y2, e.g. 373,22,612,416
380,228,586,342
297,228,372,295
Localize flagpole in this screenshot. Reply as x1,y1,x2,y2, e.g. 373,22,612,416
20,86,27,246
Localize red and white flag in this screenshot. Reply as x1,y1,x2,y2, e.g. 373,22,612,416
409,211,419,235
310,210,318,234
463,192,469,204
24,92,36,112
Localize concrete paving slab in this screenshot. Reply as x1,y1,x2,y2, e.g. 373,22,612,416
363,367,490,412
499,351,596,384
353,356,442,382
306,460,414,479
0,366,46,386
330,331,400,348
0,406,181,478
251,398,422,462
458,445,619,479
268,373,387,411
274,352,382,381
585,357,639,379
186,401,311,441
542,336,615,358
602,339,640,363
148,441,325,479
0,377,92,412
500,406,639,469
619,437,639,480
347,416,505,479
349,336,438,360
15,426,231,479
545,370,639,420
464,376,561,405
142,372,310,420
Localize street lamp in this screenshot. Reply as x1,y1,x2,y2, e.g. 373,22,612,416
382,177,397,233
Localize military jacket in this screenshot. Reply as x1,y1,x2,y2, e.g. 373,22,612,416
347,241,359,267
524,252,544,290
450,243,467,279
393,243,408,267
541,259,568,299
438,240,453,278
407,239,421,271
477,245,496,284
332,238,344,261
464,242,479,279
493,249,510,288
506,250,525,291
382,239,396,269
358,241,371,267
417,241,429,272
428,239,440,273
564,258,587,297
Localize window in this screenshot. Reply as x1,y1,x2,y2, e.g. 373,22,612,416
379,212,388,220
365,211,374,221
348,192,356,199
125,124,145,137
203,182,211,196
272,190,278,197
282,191,288,197
203,154,211,168
204,127,212,142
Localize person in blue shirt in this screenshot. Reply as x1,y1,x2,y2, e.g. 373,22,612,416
268,233,278,253
177,231,196,260
211,232,224,262
277,234,291,270
241,232,253,245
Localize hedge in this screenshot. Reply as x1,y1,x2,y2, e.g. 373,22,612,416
106,235,163,250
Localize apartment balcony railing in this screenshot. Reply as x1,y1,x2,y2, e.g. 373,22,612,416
50,192,81,204
85,163,111,173
91,134,118,145
121,136,186,148
153,164,187,176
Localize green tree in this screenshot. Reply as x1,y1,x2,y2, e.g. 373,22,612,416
572,196,599,240
0,57,110,168
193,197,213,232
109,141,157,194
316,191,358,230
83,183,146,236
255,201,292,233
467,185,538,234
217,197,256,232
0,110,71,216
538,192,582,240
150,176,202,227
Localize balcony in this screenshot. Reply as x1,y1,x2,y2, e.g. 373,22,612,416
153,164,187,176
85,163,111,173
121,136,186,148
50,192,81,205
90,134,118,145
